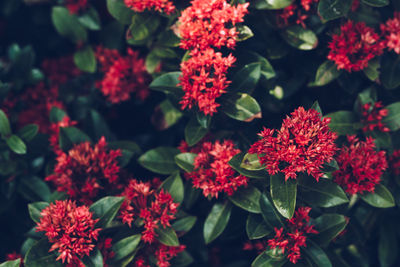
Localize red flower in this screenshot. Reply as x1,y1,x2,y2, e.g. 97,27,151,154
184,139,248,198
333,135,388,195
249,107,337,181
41,56,81,88
278,0,318,28
95,46,151,103
6,252,23,266
65,0,88,14
360,101,389,133
328,21,384,72
179,49,236,115
119,178,179,243
133,242,185,267
36,200,101,264
49,115,78,154
389,150,400,176
178,0,249,51
98,238,115,267
45,137,122,204
380,12,400,54
124,0,175,14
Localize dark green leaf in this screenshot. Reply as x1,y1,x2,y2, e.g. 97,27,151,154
50,107,67,123
325,111,359,135
151,99,183,130
183,184,201,210
59,127,91,152
298,176,348,208
0,109,11,136
160,172,184,203
18,124,38,142
379,222,397,267
196,112,211,129
363,58,380,81
321,159,339,172
318,0,352,21
360,184,395,208
228,152,269,179
382,102,400,131
106,0,134,24
246,214,271,240
74,45,96,73
28,202,49,223
241,153,264,171
18,176,51,202
139,147,180,174
223,93,262,122
230,63,261,93
157,30,181,47
281,25,318,50
108,141,141,167
313,214,348,246
24,239,62,267
82,248,103,267
302,240,332,267
309,61,341,87
184,117,208,146
251,252,286,267
229,185,262,213
175,153,196,173
127,13,160,43
155,226,180,246
0,259,20,267
259,192,284,228
6,135,27,154
89,196,125,228
149,72,182,95
170,251,194,267
311,101,323,115
361,0,389,7
253,0,293,10
270,173,297,219
381,54,400,89
86,109,113,141
112,234,141,262
51,7,87,42
236,25,254,41
172,216,197,232
203,201,232,244
78,8,101,30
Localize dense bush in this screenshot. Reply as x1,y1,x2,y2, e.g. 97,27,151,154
1,0,400,266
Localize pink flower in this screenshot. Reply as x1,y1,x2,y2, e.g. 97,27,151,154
380,12,400,54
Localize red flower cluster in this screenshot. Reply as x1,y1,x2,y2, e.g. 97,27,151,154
360,101,389,133
42,55,81,88
134,242,186,267
98,238,115,267
328,21,384,72
380,12,400,54
389,150,400,176
5,252,23,266
46,137,122,203
49,115,78,154
249,107,337,181
278,0,319,28
334,135,388,195
177,0,248,115
36,200,101,265
119,178,179,243
96,46,151,103
124,0,175,14
65,0,88,14
179,49,236,115
180,139,248,198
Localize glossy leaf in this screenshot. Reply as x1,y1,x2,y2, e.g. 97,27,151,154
24,239,62,267
160,172,184,203
0,259,21,267
230,63,261,93
281,25,318,50
381,54,400,89
362,0,389,7
318,0,352,21
0,109,11,136
138,147,180,174
112,234,141,262
228,152,269,179
108,141,141,167
313,214,348,246
74,45,96,73
240,153,264,171
106,0,134,24
382,102,400,131
155,226,180,246
184,117,208,146
246,214,271,240
81,248,103,267
28,202,49,223
309,61,341,87
89,196,125,228
18,124,38,142
302,240,332,267
321,159,339,172
51,7,87,42
229,185,262,213
171,251,194,267
172,216,197,232
151,99,183,131
253,0,293,10
379,222,397,267
259,192,284,228
59,127,91,152
325,111,359,135
270,173,297,219
149,72,182,95
18,176,51,202
78,8,101,30
175,152,196,173
223,93,262,122
6,135,27,154
251,251,286,267
360,184,395,208
203,201,232,244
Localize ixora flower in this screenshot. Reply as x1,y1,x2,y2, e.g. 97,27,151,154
45,137,122,204
333,135,388,195
179,49,236,115
178,0,249,50
64,0,88,14
389,150,400,176
327,21,384,72
278,0,319,28
180,139,248,198
124,0,175,14
244,207,318,264
36,200,101,265
134,242,186,267
95,46,151,104
249,107,337,181
380,12,400,54
360,101,389,133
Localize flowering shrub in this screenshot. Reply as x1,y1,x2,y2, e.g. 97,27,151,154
1,0,400,267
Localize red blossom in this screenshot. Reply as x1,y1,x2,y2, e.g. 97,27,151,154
178,0,249,51
328,21,384,72
45,137,122,204
278,0,318,28
49,115,78,154
249,107,337,181
360,101,389,133
124,0,175,14
119,178,179,243
380,12,400,54
6,252,23,266
133,242,185,267
36,200,101,264
98,238,115,267
351,0,360,12
183,139,248,198
95,46,151,103
179,49,236,115
65,0,89,14
333,135,388,195
389,150,400,176
41,56,81,88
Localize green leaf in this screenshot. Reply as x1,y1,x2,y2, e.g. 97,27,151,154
28,202,49,223
49,107,67,123
86,109,113,141
251,252,286,267
18,176,51,202
112,234,141,262
139,147,180,174
270,173,297,219
298,176,348,208
18,124,38,142
149,72,182,95
151,99,183,131
302,240,332,267
313,214,348,246
0,259,20,267
229,185,262,213
360,184,395,208
318,0,352,21
172,216,197,232
184,117,208,146
246,214,271,240
236,25,254,42
381,54,400,89
160,172,184,203
311,101,323,115
145,51,161,74
203,201,232,244
157,30,181,47
78,8,101,30
228,152,269,179
175,153,196,173
127,13,160,43
361,0,389,7
89,196,125,228
196,112,211,129
230,63,261,93
382,102,400,131
241,153,264,171
106,0,134,24
259,192,284,228
155,226,180,246
325,111,359,135
379,222,398,267
0,109,11,136
6,135,27,154
59,127,91,152
171,251,194,267
253,0,293,10
321,159,339,172
74,45,96,73
24,239,62,267
108,141,141,167
309,61,341,87
363,58,380,81
223,93,262,122
82,248,103,267
51,7,87,43
281,25,318,50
